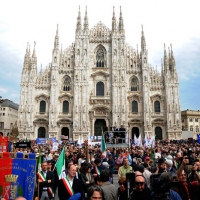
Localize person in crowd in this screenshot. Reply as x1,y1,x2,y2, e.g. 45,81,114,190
143,156,152,171
117,176,127,200
79,163,94,196
152,158,167,174
173,152,182,169
118,157,133,179
142,163,152,189
175,156,200,200
94,175,103,186
100,169,118,200
113,126,119,144
92,158,106,177
126,150,132,166
151,172,182,200
87,185,105,200
47,160,53,171
107,154,115,174
119,125,126,143
165,159,177,174
58,164,83,200
130,174,151,200
78,154,86,167
115,153,123,169
37,161,54,200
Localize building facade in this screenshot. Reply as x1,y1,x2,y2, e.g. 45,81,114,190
18,7,182,141
181,110,200,138
0,98,19,136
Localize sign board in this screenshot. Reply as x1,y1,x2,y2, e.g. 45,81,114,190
60,135,68,140
15,142,31,148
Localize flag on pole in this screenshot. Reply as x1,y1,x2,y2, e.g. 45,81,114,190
36,150,42,172
150,145,154,161
101,130,107,153
55,147,66,179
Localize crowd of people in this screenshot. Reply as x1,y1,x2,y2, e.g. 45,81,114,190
8,138,200,200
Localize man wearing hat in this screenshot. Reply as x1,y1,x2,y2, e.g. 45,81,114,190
152,158,167,174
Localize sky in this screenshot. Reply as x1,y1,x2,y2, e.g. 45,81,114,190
0,0,200,111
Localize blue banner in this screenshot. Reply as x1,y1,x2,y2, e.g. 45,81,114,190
36,138,46,144
12,153,36,200
197,134,200,144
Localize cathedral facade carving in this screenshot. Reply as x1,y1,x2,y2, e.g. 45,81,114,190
18,7,182,141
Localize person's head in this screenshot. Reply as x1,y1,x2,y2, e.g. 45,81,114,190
165,159,173,169
41,161,48,172
144,156,150,163
94,175,103,186
94,158,101,166
176,152,182,159
87,185,104,200
68,164,77,179
178,169,187,182
67,160,74,167
157,172,173,194
80,163,91,175
118,176,126,190
100,169,110,182
135,175,145,192
123,158,129,166
47,160,52,171
158,158,166,169
14,197,27,200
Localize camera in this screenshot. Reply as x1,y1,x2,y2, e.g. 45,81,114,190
150,173,178,200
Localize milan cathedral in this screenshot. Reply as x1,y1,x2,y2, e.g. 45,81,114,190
18,7,182,141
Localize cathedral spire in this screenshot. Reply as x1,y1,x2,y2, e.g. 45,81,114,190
83,6,89,32
40,64,42,73
119,6,124,32
141,25,146,52
54,24,59,50
76,6,82,34
112,6,117,32
32,41,36,58
170,44,176,70
164,43,168,70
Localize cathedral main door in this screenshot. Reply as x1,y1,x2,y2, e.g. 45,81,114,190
155,127,162,140
132,127,139,139
61,127,69,139
38,127,46,138
94,119,106,136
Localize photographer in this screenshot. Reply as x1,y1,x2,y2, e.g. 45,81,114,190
150,172,181,200
130,174,151,200
176,156,200,200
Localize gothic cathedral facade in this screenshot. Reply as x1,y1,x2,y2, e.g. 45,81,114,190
18,7,182,141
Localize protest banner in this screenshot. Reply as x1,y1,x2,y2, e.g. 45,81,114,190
0,152,36,200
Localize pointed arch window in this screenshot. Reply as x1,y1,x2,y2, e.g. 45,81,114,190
40,100,46,113
131,77,138,91
96,82,104,96
96,47,105,67
132,101,138,113
63,101,69,113
63,76,71,91
154,101,160,112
